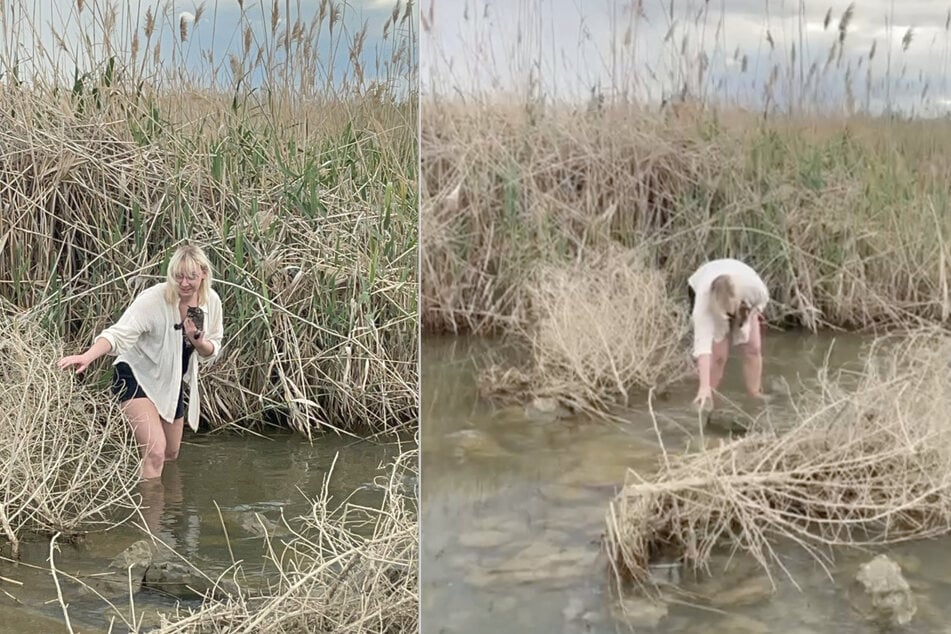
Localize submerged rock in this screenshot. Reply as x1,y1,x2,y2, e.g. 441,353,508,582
613,595,668,629
237,512,289,539
705,410,753,434
849,554,917,626
446,429,508,459
106,540,154,593
708,574,774,607
466,539,597,587
144,561,238,599
525,397,572,421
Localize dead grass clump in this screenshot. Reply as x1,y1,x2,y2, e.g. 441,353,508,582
0,318,140,557
605,327,951,589
154,447,418,634
479,248,692,413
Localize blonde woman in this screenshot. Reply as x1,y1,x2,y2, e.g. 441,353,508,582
58,245,224,480
687,258,769,410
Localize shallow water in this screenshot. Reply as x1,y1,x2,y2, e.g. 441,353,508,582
0,431,406,633
421,332,951,633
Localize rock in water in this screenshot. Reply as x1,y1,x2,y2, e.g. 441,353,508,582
850,554,917,626
705,410,752,434
144,561,238,599
106,540,155,593
526,397,572,420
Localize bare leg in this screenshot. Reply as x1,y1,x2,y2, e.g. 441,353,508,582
165,417,185,461
122,399,167,480
740,312,764,397
709,337,731,392
138,479,165,535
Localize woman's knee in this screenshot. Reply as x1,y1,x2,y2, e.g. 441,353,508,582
145,435,167,461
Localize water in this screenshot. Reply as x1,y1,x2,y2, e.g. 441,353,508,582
0,431,406,633
421,332,951,633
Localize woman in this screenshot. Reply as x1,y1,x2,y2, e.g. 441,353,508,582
57,244,224,480
687,258,769,410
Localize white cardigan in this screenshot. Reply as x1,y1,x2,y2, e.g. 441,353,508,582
688,259,769,358
96,282,224,431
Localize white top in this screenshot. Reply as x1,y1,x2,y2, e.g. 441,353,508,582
688,258,769,357
96,282,224,431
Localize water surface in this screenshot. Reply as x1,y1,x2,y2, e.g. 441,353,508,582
0,430,405,632
421,332,951,633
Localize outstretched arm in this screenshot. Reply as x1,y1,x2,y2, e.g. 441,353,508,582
57,337,113,374
693,353,713,408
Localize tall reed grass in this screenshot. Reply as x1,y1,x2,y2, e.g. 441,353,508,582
0,318,140,558
421,1,951,414
421,103,951,335
0,0,418,435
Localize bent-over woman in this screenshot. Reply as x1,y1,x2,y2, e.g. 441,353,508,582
687,258,768,410
58,244,223,480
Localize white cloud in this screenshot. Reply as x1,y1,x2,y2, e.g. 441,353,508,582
423,0,951,113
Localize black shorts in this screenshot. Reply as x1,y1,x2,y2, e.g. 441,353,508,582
111,362,186,421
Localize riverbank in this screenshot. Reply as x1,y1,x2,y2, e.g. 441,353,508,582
422,101,951,337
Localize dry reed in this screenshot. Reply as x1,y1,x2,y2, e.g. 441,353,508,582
153,447,418,634
422,102,951,337
0,0,419,436
604,327,951,590
478,246,691,412
0,317,140,558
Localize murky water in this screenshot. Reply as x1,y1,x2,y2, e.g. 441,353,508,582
421,332,951,633
0,431,406,633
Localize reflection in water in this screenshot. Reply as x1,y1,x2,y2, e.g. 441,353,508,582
422,332,951,634
138,462,201,559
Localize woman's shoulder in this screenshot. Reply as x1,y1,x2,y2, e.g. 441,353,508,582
136,282,167,302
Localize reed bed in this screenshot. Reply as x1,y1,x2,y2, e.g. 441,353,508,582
152,447,418,634
422,102,951,339
0,318,140,558
604,328,951,589
0,0,418,435
478,246,691,412
421,1,951,338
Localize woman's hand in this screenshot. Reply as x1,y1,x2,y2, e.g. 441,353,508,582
693,386,713,411
57,354,92,374
182,316,203,344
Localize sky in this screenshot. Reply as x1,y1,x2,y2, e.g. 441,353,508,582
0,0,416,94
421,0,951,115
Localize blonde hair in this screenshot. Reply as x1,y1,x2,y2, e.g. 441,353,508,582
710,274,738,317
164,244,214,305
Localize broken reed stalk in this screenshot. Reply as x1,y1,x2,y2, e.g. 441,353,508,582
153,447,418,634
604,328,951,591
0,318,140,551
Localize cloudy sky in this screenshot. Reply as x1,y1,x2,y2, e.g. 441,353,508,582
1,0,414,93
421,0,951,115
